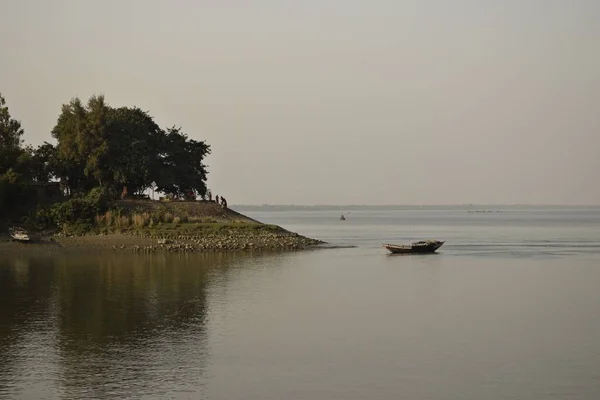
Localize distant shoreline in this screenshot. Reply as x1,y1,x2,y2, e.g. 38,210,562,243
234,204,600,208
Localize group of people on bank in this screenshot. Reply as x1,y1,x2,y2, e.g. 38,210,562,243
207,190,227,209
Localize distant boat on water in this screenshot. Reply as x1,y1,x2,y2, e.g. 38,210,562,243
383,240,444,254
340,214,346,220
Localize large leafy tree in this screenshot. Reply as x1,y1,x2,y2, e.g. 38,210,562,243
106,106,163,195
0,93,35,215
0,93,25,175
51,97,97,193
82,95,111,186
51,94,211,199
156,127,211,198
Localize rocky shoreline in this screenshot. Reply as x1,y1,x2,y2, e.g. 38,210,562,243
0,229,326,256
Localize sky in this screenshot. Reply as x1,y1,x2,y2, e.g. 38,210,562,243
1,0,599,205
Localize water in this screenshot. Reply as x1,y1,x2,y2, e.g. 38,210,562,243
237,205,600,259
1,206,600,399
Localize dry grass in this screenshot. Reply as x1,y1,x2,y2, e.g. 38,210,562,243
132,212,151,227
94,204,238,233
163,212,174,223
116,215,131,229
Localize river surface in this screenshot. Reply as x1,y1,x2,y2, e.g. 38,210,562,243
1,206,600,399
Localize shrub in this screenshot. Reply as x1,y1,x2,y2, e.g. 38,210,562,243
85,187,114,210
50,198,99,227
48,186,115,228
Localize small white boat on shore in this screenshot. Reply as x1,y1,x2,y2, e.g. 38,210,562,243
9,227,30,242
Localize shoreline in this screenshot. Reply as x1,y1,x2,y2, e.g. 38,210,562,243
0,229,327,256
1,201,330,256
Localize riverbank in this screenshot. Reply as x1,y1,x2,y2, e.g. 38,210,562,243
0,230,325,256
0,200,326,255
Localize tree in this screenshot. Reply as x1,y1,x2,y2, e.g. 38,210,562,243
83,95,111,186
51,94,211,199
106,106,163,195
0,93,35,216
1,92,213,228
155,127,210,198
0,93,25,175
28,142,59,183
51,96,111,194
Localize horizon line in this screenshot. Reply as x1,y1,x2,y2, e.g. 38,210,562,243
230,203,600,207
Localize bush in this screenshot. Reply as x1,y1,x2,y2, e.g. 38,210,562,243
50,198,98,226
32,207,53,230
85,187,114,210
48,187,114,228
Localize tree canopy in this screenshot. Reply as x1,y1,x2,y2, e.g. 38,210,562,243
1,93,36,214
50,95,211,197
0,92,211,224
0,93,25,176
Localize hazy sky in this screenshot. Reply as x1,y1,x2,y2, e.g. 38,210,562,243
1,0,599,205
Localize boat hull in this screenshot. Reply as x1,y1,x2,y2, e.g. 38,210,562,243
383,240,444,254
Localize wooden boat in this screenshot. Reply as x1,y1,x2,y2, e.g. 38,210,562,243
383,240,444,254
9,226,30,242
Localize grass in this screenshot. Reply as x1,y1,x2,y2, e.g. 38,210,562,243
62,203,284,237
94,210,209,228
87,208,284,237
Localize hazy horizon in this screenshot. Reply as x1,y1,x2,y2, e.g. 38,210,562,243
232,203,600,207
2,0,599,205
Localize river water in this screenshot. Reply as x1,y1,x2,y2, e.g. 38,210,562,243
1,206,600,399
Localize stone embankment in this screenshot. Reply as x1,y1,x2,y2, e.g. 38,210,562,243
1,230,325,255
112,230,324,253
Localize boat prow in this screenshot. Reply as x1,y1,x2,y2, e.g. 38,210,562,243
383,240,444,254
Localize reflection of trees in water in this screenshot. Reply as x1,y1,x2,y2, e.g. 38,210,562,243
0,257,58,398
55,252,234,399
0,252,271,399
